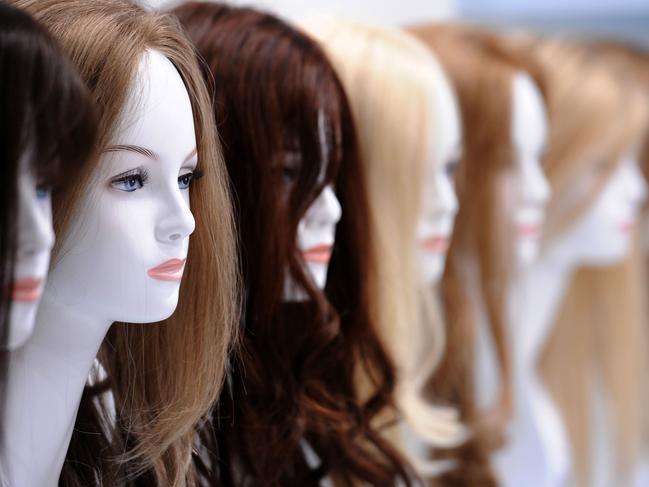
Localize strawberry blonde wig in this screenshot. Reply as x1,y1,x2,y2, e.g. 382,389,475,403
11,0,239,484
302,16,465,460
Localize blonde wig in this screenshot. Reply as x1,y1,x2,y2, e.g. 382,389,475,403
515,37,649,486
409,23,548,484
302,17,464,452
11,0,239,484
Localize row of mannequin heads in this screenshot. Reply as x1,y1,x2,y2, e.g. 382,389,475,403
10,37,646,346
3,0,649,485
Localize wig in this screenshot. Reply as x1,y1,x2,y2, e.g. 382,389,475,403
0,3,96,350
11,0,239,484
0,0,96,468
514,37,649,485
174,3,413,486
302,16,466,465
409,23,548,484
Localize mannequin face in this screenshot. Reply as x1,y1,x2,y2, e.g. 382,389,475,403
511,73,551,267
417,79,461,285
5,161,54,349
296,184,342,290
46,50,197,323
551,153,647,266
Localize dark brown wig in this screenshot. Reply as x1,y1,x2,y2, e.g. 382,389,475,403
0,2,96,350
174,3,413,486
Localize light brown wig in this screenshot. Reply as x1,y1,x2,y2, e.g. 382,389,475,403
11,0,239,484
409,23,548,485
515,36,649,486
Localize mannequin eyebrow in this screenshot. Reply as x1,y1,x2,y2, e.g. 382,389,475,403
105,145,198,163
105,144,158,159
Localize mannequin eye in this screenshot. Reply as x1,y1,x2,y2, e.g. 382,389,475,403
178,169,203,190
445,161,459,178
35,184,50,200
282,167,299,184
110,168,149,193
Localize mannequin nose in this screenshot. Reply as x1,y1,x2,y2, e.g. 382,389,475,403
155,190,196,244
308,185,342,226
17,182,55,257
625,158,648,207
522,159,551,206
434,171,458,217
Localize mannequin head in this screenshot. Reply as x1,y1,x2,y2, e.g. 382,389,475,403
520,37,649,484
47,48,198,323
14,0,239,483
0,3,96,351
305,16,465,451
416,73,462,285
512,73,551,266
409,25,552,480
175,3,412,485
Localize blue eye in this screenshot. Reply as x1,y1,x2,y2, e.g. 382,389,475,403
35,185,50,200
178,169,203,190
110,168,149,193
178,173,193,190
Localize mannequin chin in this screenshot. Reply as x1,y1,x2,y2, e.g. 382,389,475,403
551,153,647,266
511,73,551,268
45,49,197,324
284,184,342,301
5,164,54,350
417,77,461,286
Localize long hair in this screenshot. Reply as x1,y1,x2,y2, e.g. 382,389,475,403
302,18,466,467
174,3,413,486
409,23,548,484
517,37,649,486
11,0,239,484
0,3,96,349
0,2,96,473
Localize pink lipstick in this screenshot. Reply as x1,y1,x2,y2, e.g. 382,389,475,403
420,236,449,253
148,258,186,282
518,224,541,238
619,221,635,234
303,245,332,264
12,278,42,302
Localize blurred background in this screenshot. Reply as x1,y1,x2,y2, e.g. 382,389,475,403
151,0,649,44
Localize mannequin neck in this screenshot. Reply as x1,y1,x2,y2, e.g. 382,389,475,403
509,240,577,366
4,290,112,486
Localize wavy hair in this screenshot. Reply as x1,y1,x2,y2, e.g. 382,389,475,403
174,3,413,486
409,23,549,484
11,0,239,484
302,17,467,475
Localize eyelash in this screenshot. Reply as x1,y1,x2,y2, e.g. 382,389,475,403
110,168,204,193
178,168,203,190
110,168,150,193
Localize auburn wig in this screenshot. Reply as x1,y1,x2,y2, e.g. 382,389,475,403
174,3,413,486
302,17,468,475
409,23,548,484
0,0,96,464
514,37,649,485
11,0,239,484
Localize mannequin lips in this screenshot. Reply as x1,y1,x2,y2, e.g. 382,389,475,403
420,236,449,253
11,278,43,302
302,245,332,264
518,223,541,238
619,221,635,234
148,258,186,282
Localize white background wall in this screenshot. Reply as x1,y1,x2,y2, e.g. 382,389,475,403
145,0,457,25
